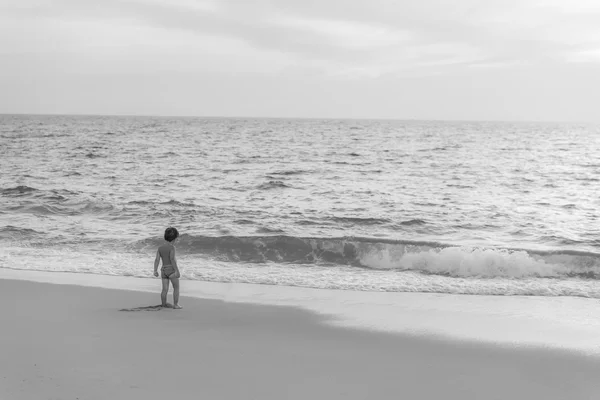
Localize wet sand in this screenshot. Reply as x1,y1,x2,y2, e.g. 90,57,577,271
1,278,600,400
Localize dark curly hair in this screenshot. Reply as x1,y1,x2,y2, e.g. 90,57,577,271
164,227,179,242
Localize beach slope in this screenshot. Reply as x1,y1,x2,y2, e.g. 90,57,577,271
1,279,599,400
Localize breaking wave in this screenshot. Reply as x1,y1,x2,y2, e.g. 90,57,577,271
134,234,600,280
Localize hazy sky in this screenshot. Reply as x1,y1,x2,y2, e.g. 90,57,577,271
2,0,600,121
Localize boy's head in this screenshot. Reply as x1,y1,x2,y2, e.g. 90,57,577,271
164,227,179,242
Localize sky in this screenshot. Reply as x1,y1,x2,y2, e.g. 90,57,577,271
1,0,600,121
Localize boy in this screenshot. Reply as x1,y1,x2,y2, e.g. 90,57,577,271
153,227,182,309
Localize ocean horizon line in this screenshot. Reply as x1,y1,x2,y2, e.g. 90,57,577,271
0,112,595,125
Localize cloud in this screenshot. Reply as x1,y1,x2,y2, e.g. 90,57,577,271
2,0,600,80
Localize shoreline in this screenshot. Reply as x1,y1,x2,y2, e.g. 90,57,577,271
2,268,600,355
2,276,600,399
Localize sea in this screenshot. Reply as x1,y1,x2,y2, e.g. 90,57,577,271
1,114,600,298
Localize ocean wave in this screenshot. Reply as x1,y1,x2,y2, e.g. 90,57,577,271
255,227,285,234
257,180,291,190
1,186,80,198
4,245,600,299
398,219,427,226
1,185,39,195
85,153,105,159
159,200,196,207
13,201,115,216
1,185,114,216
0,225,45,239
233,219,255,225
268,169,311,176
329,216,390,225
133,234,600,280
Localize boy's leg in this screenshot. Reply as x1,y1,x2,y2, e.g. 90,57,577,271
171,277,182,309
161,278,171,307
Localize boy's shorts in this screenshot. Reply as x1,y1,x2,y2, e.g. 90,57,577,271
161,266,176,279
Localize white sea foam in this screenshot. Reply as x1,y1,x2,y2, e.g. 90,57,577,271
3,245,600,298
358,246,570,278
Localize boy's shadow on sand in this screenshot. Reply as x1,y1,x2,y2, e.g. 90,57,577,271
119,304,173,312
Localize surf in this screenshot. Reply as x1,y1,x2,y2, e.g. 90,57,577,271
133,234,600,280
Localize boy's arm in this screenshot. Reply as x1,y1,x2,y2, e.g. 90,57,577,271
170,248,180,277
153,250,161,276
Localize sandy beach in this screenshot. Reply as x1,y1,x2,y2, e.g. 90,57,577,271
2,276,600,400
